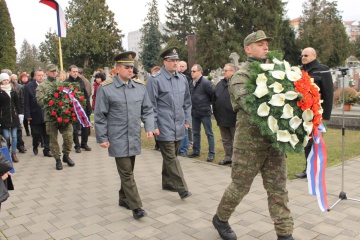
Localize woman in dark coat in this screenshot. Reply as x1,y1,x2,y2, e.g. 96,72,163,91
92,72,106,111
0,73,21,162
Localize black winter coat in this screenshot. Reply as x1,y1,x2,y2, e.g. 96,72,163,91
189,76,214,118
0,89,21,128
302,59,334,120
24,81,45,125
213,78,236,127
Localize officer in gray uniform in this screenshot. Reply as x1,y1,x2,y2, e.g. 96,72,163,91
94,51,154,220
212,31,294,240
146,47,192,199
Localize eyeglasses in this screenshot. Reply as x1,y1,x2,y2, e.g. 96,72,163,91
191,70,198,73
301,54,308,58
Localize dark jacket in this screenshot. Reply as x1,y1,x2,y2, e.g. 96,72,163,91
181,70,192,84
65,76,92,117
213,78,236,127
0,88,21,128
24,81,45,125
189,76,214,118
302,59,334,120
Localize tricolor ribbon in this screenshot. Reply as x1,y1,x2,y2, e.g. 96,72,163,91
306,123,329,212
62,88,91,127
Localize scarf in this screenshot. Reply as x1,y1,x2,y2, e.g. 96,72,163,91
1,84,11,97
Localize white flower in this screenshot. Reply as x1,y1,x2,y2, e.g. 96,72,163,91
286,70,302,82
253,85,269,98
271,70,286,80
260,64,275,71
284,60,291,71
302,109,314,122
269,82,284,93
303,135,310,147
277,130,291,142
257,102,270,117
291,66,302,75
272,57,283,65
281,104,294,119
289,116,302,130
268,94,286,106
256,73,268,86
290,134,299,148
303,121,313,135
268,116,279,133
284,91,298,100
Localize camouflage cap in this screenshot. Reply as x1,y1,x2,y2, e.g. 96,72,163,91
244,30,273,47
46,64,58,71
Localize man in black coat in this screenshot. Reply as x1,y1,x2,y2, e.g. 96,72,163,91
213,63,237,165
65,65,92,153
187,64,215,162
24,69,52,157
295,47,334,179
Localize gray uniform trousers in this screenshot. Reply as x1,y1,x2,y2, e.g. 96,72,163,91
116,156,142,210
216,147,294,236
158,141,188,193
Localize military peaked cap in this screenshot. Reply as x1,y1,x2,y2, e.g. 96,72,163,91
160,47,179,60
244,30,273,47
114,51,136,66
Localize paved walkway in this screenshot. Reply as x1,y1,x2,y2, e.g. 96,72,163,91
1,136,360,240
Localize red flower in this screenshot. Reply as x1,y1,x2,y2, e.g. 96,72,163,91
51,110,57,116
79,96,84,101
64,119,69,123
64,94,69,99
72,117,77,121
69,101,73,105
65,109,70,114
48,100,54,106
69,85,73,89
71,113,76,117
58,86,63,91
71,107,74,111
57,117,63,123
54,92,59,98
71,92,76,97
58,101,63,107
75,88,79,91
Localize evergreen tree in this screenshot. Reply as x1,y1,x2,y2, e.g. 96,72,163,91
279,19,301,66
164,0,194,44
140,0,161,73
39,29,59,65
41,0,124,74
0,0,16,71
298,0,350,68
16,39,45,74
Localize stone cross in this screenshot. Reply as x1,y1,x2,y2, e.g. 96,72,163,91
229,52,240,67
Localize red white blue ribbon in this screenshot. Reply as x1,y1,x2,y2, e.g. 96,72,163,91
306,123,329,212
62,88,91,127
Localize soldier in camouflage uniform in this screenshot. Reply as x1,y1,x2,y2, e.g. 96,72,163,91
212,31,294,240
36,64,75,170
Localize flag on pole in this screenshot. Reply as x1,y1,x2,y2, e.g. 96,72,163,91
40,0,67,37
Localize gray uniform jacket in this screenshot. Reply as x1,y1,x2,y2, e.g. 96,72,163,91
146,66,192,141
94,76,154,158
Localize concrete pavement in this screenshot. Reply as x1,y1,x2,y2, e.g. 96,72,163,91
0,135,360,240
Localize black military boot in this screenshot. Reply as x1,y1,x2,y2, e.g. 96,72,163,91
212,214,237,240
55,159,63,170
63,155,75,167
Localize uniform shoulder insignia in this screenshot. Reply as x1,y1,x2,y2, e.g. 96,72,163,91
132,78,145,85
151,71,161,77
101,78,113,86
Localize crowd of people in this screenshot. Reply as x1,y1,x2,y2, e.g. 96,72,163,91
0,29,334,239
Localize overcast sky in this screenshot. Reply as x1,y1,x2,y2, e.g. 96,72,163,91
5,0,359,52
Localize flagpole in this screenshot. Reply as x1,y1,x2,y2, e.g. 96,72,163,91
58,37,63,71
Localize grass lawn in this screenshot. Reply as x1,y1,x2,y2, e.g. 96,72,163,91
140,119,360,179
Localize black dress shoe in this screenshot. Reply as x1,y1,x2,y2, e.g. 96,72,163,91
81,144,92,151
294,170,307,179
187,153,200,158
162,185,177,192
119,200,131,210
218,160,232,165
277,235,294,240
18,146,26,153
212,214,237,240
63,155,75,167
207,155,215,162
133,208,147,219
43,151,53,157
55,159,63,170
179,152,187,157
75,148,82,153
33,147,38,155
179,191,192,199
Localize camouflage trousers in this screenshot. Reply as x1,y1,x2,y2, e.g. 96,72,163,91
46,122,73,159
216,147,294,236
